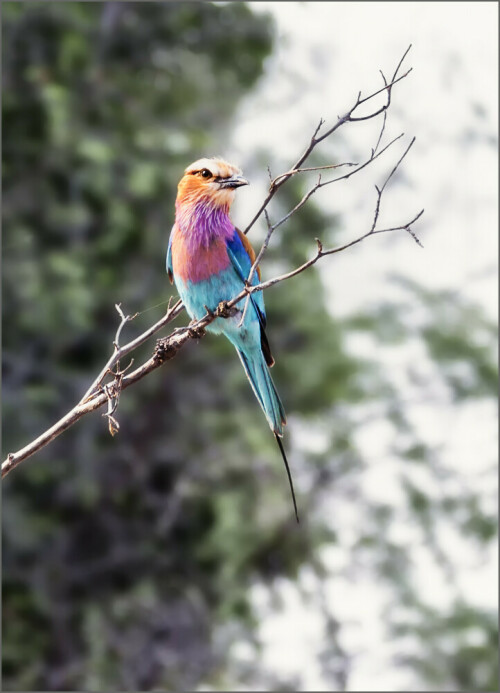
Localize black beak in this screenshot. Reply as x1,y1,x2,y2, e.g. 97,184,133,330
218,174,249,190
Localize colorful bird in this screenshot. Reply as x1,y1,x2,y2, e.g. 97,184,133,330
167,157,299,522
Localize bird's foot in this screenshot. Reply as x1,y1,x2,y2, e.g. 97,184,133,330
215,300,237,319
187,320,206,339
154,337,178,363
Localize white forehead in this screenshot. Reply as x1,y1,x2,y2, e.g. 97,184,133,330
184,157,242,178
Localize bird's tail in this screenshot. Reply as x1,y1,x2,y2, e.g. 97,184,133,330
236,347,286,436
236,348,299,523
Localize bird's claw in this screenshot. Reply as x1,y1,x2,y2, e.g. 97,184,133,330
187,322,206,339
154,337,178,363
215,301,237,319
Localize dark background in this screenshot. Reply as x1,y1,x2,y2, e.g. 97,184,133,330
2,3,497,691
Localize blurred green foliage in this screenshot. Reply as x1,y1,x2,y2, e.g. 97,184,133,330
2,3,498,692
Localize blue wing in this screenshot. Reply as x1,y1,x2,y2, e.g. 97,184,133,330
226,229,266,325
226,229,275,367
166,233,173,284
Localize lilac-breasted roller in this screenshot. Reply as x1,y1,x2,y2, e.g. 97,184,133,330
166,157,299,522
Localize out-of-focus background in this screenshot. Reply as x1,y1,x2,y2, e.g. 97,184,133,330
2,2,497,691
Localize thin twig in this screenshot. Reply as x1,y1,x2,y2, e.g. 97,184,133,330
370,136,416,233
238,209,424,298
79,299,183,404
372,102,387,157
243,45,412,236
270,161,357,188
317,133,405,189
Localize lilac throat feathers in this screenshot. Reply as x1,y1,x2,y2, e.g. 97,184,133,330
175,197,235,250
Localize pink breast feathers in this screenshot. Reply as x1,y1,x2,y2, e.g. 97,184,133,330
172,231,231,284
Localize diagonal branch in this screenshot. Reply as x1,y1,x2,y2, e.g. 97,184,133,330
243,44,413,236
79,298,184,405
2,200,423,478
2,45,422,478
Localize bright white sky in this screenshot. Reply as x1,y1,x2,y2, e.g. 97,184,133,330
231,2,497,320
223,2,498,690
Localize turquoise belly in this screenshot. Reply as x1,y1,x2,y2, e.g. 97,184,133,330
175,268,259,342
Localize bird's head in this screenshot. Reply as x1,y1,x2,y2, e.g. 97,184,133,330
176,157,249,212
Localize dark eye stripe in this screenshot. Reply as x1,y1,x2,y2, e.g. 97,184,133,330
189,169,214,178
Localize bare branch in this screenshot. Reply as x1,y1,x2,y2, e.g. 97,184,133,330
243,45,412,236
272,174,323,232
79,299,184,405
2,205,423,478
270,161,357,188
406,224,424,248
317,132,405,188
372,95,388,157
2,45,422,478
369,136,416,234
236,209,424,299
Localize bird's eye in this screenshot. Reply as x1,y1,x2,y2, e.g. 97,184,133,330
200,169,212,179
